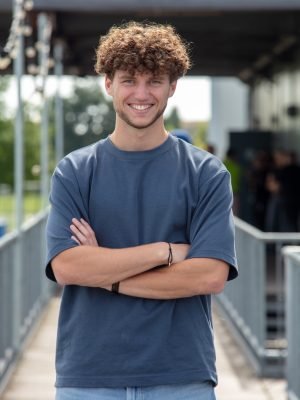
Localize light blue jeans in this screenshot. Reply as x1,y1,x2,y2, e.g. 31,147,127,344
56,382,216,400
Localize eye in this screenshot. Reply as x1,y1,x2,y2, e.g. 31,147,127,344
122,79,134,85
151,79,162,85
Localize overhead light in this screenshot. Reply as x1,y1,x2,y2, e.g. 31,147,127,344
27,63,39,74
273,35,298,55
238,68,253,81
254,55,272,70
0,56,11,70
25,46,36,58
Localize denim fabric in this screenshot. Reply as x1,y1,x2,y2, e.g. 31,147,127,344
56,382,216,400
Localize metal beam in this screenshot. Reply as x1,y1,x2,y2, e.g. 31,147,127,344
12,0,24,352
54,40,64,163
37,13,49,208
29,0,300,12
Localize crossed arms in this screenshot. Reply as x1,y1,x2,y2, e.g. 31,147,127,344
51,218,229,300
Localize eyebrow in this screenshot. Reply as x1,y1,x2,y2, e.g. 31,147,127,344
117,72,168,81
118,73,135,79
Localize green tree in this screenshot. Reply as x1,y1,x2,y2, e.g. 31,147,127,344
0,76,116,187
193,121,208,148
0,77,14,187
165,107,181,131
63,77,115,155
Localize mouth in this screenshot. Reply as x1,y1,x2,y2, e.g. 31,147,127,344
129,104,153,111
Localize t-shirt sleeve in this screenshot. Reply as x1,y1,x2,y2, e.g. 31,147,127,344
187,169,238,281
45,158,89,282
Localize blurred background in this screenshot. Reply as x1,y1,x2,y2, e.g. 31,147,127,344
1,1,300,399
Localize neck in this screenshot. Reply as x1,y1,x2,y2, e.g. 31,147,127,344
109,119,169,151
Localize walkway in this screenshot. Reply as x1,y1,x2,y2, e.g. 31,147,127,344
0,297,287,400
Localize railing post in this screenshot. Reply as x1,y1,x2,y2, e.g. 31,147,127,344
54,40,64,163
37,13,50,210
216,217,300,378
283,246,300,400
12,0,24,352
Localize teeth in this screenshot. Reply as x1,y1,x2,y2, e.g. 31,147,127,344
130,104,151,110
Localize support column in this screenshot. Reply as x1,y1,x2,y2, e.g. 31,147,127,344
37,12,52,303
37,13,49,209
54,40,64,163
13,0,24,351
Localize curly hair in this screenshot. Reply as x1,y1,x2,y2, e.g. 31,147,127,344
95,21,191,81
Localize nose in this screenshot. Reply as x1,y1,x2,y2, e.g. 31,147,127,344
134,82,150,100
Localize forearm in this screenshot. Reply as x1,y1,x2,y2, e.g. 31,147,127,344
52,242,168,287
117,258,229,299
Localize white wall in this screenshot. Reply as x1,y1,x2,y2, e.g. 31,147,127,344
208,77,249,159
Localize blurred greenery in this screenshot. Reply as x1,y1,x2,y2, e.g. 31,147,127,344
0,76,116,189
0,76,117,232
0,193,43,232
165,107,181,131
0,77,14,187
63,77,115,154
193,121,208,148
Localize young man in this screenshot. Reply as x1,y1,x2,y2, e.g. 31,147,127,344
46,22,238,400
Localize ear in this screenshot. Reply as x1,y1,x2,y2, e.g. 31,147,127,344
105,75,113,96
168,80,177,98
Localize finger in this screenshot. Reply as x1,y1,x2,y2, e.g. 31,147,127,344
80,218,96,236
72,218,90,236
70,223,97,247
70,224,88,243
71,235,81,245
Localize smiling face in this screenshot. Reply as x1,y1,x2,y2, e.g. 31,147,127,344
105,70,177,132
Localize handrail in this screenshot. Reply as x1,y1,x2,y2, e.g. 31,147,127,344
21,208,49,232
235,216,300,242
283,246,300,400
0,209,49,249
216,217,300,377
0,210,55,394
282,246,300,263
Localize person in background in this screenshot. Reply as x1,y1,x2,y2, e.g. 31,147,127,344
171,129,193,144
46,21,238,400
206,143,216,155
247,150,270,230
265,149,300,232
223,147,242,215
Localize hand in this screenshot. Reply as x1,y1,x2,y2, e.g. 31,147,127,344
171,243,190,264
70,218,99,247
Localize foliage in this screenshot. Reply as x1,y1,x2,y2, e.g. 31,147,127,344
0,77,14,187
0,76,116,187
0,194,43,231
63,78,115,154
193,121,209,148
0,92,42,187
165,107,181,131
0,78,10,109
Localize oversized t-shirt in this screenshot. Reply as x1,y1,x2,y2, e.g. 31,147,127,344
46,134,238,388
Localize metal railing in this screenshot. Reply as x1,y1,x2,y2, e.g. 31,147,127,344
0,211,55,392
215,216,300,377
283,247,300,400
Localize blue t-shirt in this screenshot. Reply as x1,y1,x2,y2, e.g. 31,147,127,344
46,134,238,388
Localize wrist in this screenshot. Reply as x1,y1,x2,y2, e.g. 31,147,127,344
157,242,173,266
111,282,120,294
156,242,169,265
167,243,173,266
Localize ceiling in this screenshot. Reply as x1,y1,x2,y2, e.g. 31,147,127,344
1,1,300,82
